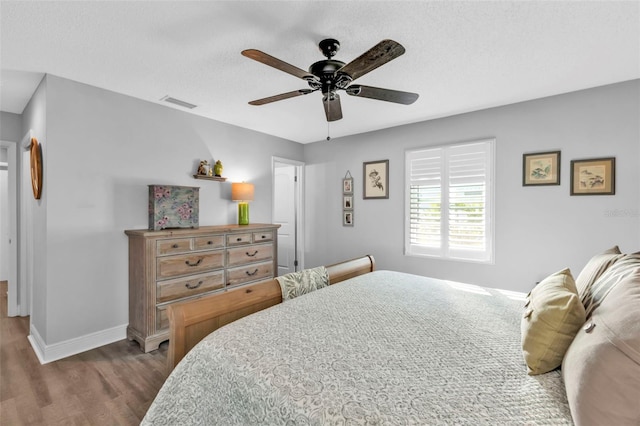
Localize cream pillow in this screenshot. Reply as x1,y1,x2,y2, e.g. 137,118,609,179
521,268,586,375
562,256,640,424
575,246,623,310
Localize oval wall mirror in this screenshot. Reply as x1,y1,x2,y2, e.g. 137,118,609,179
30,137,43,199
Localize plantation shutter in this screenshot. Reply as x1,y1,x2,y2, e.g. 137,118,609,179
405,139,494,263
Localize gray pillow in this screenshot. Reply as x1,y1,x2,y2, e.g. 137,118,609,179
562,254,640,425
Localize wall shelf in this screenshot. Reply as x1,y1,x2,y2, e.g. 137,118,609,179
193,175,227,182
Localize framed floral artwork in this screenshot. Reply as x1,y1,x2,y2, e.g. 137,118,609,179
363,160,389,199
570,157,615,195
523,151,560,186
343,177,353,194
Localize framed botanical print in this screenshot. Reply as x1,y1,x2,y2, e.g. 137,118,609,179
570,157,615,195
523,151,561,186
363,160,389,199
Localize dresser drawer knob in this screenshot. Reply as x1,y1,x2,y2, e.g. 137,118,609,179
236,237,242,242
245,268,259,276
246,250,258,257
185,281,203,290
261,235,266,239
207,240,213,245
185,258,203,267
172,244,179,248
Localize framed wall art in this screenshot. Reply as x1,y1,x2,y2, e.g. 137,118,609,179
363,159,389,199
570,157,615,196
343,195,353,209
343,210,354,226
342,171,354,226
523,151,560,186
343,176,353,194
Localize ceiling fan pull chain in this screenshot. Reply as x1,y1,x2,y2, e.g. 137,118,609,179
327,99,331,140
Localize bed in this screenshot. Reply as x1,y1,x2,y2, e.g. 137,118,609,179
142,255,585,425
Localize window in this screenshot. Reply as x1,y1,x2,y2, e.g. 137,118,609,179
405,139,495,263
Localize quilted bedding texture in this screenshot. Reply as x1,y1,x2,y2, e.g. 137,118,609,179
142,270,573,425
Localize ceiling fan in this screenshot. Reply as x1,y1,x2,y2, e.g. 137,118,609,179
241,38,419,122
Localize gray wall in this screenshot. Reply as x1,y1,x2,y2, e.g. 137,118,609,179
21,75,303,348
0,111,23,142
303,80,640,292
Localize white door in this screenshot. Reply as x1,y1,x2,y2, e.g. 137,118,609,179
273,158,303,276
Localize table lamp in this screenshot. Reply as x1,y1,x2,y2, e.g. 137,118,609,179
231,182,254,225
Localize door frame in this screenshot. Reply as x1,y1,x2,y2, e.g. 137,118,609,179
272,156,305,272
0,139,18,316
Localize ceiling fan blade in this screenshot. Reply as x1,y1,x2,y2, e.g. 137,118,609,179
346,85,419,105
248,89,315,106
323,93,343,122
338,39,406,81
242,49,319,83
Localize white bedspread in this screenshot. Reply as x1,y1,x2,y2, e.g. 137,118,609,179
142,270,573,425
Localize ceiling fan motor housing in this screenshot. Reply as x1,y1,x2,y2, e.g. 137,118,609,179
308,59,352,94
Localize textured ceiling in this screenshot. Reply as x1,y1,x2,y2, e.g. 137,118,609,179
1,1,639,144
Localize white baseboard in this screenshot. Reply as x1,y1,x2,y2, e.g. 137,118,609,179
28,323,127,364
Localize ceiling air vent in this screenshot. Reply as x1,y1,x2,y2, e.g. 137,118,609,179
160,95,197,109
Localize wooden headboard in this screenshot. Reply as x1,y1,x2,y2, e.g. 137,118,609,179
166,255,375,372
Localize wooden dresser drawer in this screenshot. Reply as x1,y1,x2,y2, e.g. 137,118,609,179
157,250,224,279
253,231,273,243
227,244,273,267
227,260,274,287
157,238,193,256
227,233,252,246
194,235,224,250
156,271,225,303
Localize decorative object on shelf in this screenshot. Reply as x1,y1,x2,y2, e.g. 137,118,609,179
523,151,561,186
570,157,615,196
363,160,389,199
29,137,43,200
213,160,223,177
196,160,209,176
342,170,354,226
231,182,255,225
148,185,199,230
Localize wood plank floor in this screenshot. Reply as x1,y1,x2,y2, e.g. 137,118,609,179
0,281,169,425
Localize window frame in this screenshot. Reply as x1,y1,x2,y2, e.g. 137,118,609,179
404,138,495,264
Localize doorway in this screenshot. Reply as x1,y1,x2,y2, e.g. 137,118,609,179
0,140,18,316
272,157,304,276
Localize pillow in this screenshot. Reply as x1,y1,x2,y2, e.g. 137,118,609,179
521,268,586,375
562,255,640,425
575,246,623,309
583,253,640,318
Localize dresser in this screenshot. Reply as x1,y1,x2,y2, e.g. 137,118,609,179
125,223,280,352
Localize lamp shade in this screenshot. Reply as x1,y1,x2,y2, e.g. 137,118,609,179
231,182,254,201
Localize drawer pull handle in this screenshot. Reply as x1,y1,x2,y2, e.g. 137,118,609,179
261,235,266,239
246,250,258,257
172,244,179,248
207,241,213,245
246,269,259,276
185,258,203,267
185,281,203,290
236,237,242,242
